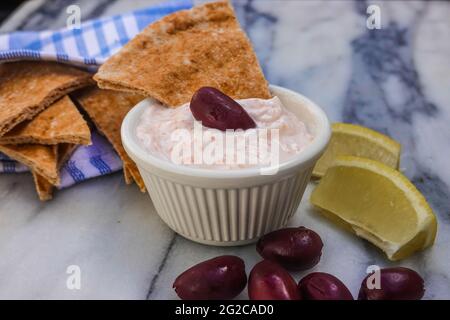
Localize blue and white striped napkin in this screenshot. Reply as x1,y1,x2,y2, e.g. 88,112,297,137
0,0,194,188
0,0,192,67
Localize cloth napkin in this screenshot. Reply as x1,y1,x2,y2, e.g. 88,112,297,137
0,0,193,188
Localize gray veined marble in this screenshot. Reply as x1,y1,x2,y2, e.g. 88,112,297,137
0,0,449,299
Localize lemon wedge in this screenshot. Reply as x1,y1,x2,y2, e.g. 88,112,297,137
310,156,437,260
313,123,401,178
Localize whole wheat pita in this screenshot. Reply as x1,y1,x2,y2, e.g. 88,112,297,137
94,1,270,107
75,87,145,192
0,96,91,145
0,61,93,136
32,143,77,201
32,171,54,201
126,163,146,193
0,144,59,185
124,166,133,185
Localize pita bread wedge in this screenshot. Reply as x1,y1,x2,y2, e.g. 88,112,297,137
32,143,77,201
0,96,91,145
75,87,145,191
0,144,59,185
94,1,270,107
0,61,93,136
56,143,77,168
126,163,146,192
32,172,54,201
123,163,145,192
123,166,133,185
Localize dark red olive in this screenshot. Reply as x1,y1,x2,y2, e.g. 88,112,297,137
190,87,256,131
173,255,247,300
256,226,323,271
358,267,425,300
248,260,301,300
298,272,353,300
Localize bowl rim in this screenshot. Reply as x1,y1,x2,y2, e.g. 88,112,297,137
121,84,331,179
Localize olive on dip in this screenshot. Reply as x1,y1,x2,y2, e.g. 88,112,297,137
190,87,256,131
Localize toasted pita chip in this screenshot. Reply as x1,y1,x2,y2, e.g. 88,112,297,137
126,163,146,193
0,96,91,145
0,61,93,136
56,143,77,168
0,144,59,185
75,87,145,191
94,1,270,107
32,143,77,201
32,172,54,201
123,166,133,185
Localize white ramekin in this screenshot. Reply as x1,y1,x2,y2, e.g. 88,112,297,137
122,85,331,246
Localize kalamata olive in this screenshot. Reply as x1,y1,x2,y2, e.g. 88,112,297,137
256,226,323,271
190,87,256,131
358,267,425,300
173,255,247,300
248,260,301,300
298,272,353,300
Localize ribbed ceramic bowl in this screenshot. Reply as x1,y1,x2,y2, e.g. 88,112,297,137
122,85,331,246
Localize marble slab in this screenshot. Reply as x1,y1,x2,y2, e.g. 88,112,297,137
0,0,449,299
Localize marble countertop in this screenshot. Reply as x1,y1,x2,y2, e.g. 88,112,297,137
0,0,449,299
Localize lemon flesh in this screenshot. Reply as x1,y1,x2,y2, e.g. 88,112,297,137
310,156,437,261
313,123,401,178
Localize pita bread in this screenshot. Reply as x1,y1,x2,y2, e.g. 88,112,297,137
0,96,91,145
127,163,146,192
94,1,270,107
32,143,77,201
0,144,59,185
32,172,54,201
124,166,133,185
75,87,145,191
0,61,93,136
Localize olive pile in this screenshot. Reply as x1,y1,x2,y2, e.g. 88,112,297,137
173,226,425,300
